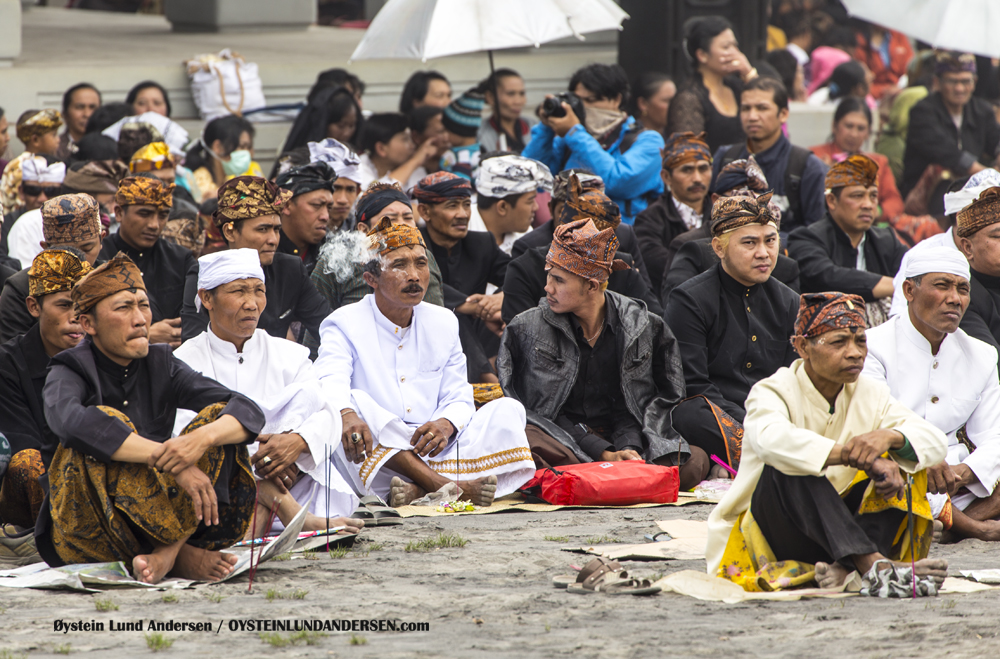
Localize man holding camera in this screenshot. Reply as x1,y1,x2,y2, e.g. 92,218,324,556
523,64,665,225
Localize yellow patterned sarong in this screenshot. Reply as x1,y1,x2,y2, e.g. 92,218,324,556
718,469,934,592
48,403,255,566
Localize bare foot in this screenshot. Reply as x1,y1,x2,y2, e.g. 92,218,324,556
390,476,425,507
170,544,239,582
303,513,364,535
895,558,948,587
971,519,1000,542
815,561,852,589
932,519,944,543
708,464,733,480
457,475,498,507
133,547,179,585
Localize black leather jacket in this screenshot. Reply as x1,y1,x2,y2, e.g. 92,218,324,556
497,291,689,463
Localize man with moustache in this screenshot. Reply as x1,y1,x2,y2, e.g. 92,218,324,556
36,253,265,584
634,132,713,294
665,193,799,477
865,245,1000,543
315,218,535,507
0,248,92,559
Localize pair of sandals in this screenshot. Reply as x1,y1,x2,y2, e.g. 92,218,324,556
350,495,403,527
553,557,660,596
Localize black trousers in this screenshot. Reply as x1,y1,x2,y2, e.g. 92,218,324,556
672,396,738,463
751,465,905,568
457,315,500,381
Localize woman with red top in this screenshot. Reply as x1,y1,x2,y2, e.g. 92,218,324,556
852,22,913,101
811,97,941,244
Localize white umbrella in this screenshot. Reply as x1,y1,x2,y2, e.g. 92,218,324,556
843,0,1000,58
349,0,629,62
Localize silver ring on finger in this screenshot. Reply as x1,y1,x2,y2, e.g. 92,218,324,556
260,456,272,467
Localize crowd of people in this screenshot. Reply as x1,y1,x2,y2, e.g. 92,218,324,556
1,1,1000,597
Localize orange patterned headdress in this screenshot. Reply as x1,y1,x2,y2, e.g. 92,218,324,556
115,176,174,209
72,252,146,315
793,292,867,339
214,176,292,225
366,216,426,257
545,219,629,283
28,248,93,297
825,154,879,190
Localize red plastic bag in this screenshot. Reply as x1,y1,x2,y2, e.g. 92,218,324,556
519,462,679,506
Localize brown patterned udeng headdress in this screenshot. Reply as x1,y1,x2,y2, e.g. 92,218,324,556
72,252,146,315
28,249,93,297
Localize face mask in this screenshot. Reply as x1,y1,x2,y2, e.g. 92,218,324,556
583,107,627,138
223,149,252,176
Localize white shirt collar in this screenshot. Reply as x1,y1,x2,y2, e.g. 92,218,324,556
671,195,703,231
206,324,262,358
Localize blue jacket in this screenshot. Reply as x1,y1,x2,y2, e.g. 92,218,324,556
522,117,665,225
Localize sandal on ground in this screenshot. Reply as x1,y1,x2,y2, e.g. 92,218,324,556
556,557,621,591
350,495,403,527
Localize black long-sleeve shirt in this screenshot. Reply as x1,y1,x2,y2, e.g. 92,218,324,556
556,301,643,459
181,252,331,342
0,268,32,343
901,91,1000,196
278,230,322,276
421,228,511,309
664,264,799,422
99,232,198,322
0,324,52,454
961,268,1000,354
787,216,907,301
501,245,662,325
633,193,710,295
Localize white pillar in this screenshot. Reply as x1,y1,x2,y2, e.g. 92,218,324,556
0,0,22,68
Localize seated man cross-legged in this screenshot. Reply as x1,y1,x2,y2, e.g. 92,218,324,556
864,246,1000,542
37,253,266,584
315,218,535,507
498,218,709,489
173,248,363,538
707,292,949,595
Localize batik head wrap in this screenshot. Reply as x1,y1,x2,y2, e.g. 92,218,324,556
793,292,867,339
475,155,554,198
354,182,412,227
42,194,102,245
129,141,177,173
213,176,292,226
366,216,426,257
825,153,879,190
711,192,780,236
28,248,93,297
556,175,622,231
545,219,629,283
16,109,62,144
411,171,472,204
115,176,174,210
64,160,128,196
308,138,363,185
274,162,337,198
935,50,976,76
662,131,712,171
72,252,146,315
956,187,1000,238
551,169,603,204
713,154,769,194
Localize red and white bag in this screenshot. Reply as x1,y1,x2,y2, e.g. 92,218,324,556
519,462,679,506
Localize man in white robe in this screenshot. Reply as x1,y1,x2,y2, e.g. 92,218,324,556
707,292,948,595
173,248,362,536
315,216,535,507
864,246,1000,541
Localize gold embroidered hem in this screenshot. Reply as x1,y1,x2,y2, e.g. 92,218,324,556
48,403,255,566
359,445,394,487
717,469,933,592
428,447,535,476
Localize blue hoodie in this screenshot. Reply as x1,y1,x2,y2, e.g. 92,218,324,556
522,116,664,225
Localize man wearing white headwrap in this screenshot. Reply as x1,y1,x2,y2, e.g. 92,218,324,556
888,171,998,318
308,139,364,232
4,156,68,267
864,245,1000,542
173,249,365,538
467,154,552,258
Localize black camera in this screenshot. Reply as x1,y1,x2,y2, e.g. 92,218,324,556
541,92,586,123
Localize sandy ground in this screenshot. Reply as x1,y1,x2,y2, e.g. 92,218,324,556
3,502,1000,658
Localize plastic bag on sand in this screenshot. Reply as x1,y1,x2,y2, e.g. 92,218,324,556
410,482,460,507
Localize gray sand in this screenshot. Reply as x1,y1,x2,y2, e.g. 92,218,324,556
3,504,1000,658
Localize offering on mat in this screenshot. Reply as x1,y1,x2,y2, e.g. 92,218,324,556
435,502,476,513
